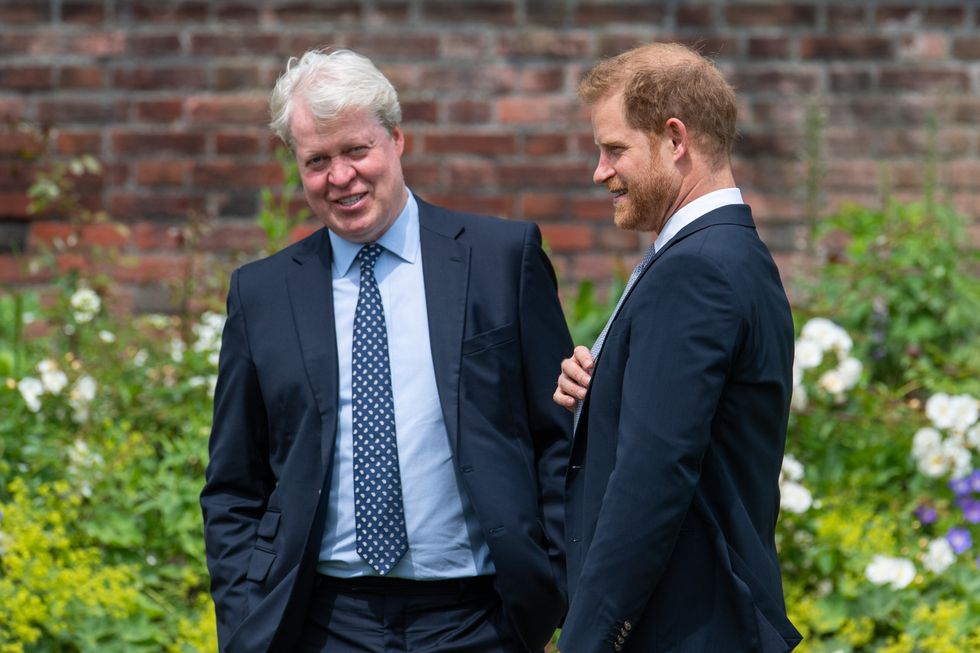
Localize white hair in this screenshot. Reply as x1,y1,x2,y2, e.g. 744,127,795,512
269,48,401,149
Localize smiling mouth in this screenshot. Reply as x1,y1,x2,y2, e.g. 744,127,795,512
335,193,366,207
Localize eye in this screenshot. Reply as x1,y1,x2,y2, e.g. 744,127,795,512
305,155,327,170
346,145,369,157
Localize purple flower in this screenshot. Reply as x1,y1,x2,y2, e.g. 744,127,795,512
963,500,980,525
915,504,938,525
947,527,973,554
950,476,973,496
970,469,980,493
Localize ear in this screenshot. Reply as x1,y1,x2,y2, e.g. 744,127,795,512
664,117,688,161
391,125,406,157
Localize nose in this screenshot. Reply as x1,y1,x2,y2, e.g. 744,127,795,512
593,152,613,185
327,159,356,187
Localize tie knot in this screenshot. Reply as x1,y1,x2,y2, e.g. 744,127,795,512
357,243,384,272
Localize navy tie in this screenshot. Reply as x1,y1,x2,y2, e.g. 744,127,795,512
352,243,408,575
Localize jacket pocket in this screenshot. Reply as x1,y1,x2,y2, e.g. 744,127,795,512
246,546,276,582
257,510,281,539
462,322,516,355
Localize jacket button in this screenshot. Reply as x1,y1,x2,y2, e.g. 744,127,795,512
613,644,622,652
624,620,632,631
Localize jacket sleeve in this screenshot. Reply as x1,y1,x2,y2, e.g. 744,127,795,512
559,252,743,653
519,223,574,596
200,268,275,650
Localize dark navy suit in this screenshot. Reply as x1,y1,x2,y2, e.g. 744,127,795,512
561,205,802,653
201,197,572,653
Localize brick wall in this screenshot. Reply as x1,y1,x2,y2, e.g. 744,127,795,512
1,0,978,311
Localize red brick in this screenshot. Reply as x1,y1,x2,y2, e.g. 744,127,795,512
134,99,184,122
424,133,518,156
0,33,34,56
275,2,360,22
132,222,184,250
215,192,259,217
126,34,182,56
879,67,968,92
136,161,190,186
63,1,106,23
953,37,980,60
497,32,593,59
447,160,498,189
0,193,31,218
675,37,737,59
876,5,966,27
0,3,51,23
199,223,267,252
54,131,102,155
828,6,866,30
729,68,821,94
574,2,665,26
497,97,585,125
446,100,491,124
499,162,592,189
421,2,516,25
0,128,44,157
112,132,205,156
70,31,126,56
368,1,410,22
216,132,263,156
113,254,189,283
28,222,74,248
423,194,515,218
402,162,444,187
112,67,208,90
739,192,802,223
401,101,438,124
0,255,30,283
189,32,281,56
597,227,640,251
109,193,207,219
521,67,566,93
526,0,570,26
521,193,569,220
192,162,283,189
0,97,26,122
216,4,261,21
573,197,612,222
677,5,714,27
726,4,816,27
748,38,792,59
186,95,268,125
347,34,440,58
0,161,33,190
82,222,129,248
174,2,209,21
540,224,593,252
0,66,54,91
420,65,516,94
525,134,567,156
37,99,127,124
440,33,492,60
829,68,874,92
898,34,950,61
800,36,893,59
59,66,104,89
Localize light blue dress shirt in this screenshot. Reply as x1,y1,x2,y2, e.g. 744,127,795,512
317,191,494,579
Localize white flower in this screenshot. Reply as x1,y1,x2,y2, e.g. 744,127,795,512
133,349,149,367
36,359,68,395
781,454,805,482
69,287,101,323
926,393,956,431
922,538,955,574
17,377,43,412
68,438,103,470
947,394,979,434
794,338,823,370
917,448,950,478
780,481,813,514
801,318,852,354
912,427,943,459
966,424,980,449
791,383,808,412
98,330,116,343
837,357,863,389
69,375,97,423
943,440,972,479
818,369,846,396
192,312,225,354
865,555,916,589
170,338,186,363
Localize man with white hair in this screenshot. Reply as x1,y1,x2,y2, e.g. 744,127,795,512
201,49,572,653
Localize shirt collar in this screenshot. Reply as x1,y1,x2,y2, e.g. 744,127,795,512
329,188,418,276
654,187,744,252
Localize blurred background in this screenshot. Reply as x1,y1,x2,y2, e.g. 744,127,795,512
1,1,978,651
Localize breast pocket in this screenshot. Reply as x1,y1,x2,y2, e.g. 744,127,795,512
462,322,516,356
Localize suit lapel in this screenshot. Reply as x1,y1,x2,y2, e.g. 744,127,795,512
417,197,470,455
285,228,340,469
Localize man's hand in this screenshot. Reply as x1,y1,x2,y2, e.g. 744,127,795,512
553,345,594,411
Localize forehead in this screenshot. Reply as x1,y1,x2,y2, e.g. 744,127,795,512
291,104,384,151
591,92,640,142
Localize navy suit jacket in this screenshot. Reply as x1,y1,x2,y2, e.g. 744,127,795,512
561,205,802,653
201,197,572,653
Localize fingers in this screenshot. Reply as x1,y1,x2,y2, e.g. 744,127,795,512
552,346,594,411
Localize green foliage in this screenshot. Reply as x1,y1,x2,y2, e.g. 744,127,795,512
802,200,980,392
565,271,626,345
257,147,310,256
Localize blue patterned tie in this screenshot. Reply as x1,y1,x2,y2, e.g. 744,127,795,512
573,242,657,432
352,244,408,575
